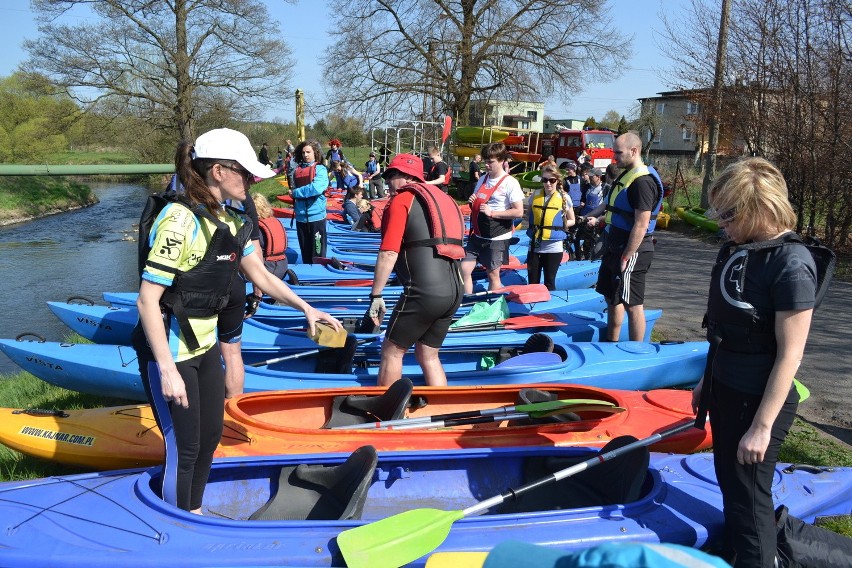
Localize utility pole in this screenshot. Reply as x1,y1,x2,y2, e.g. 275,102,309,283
295,89,305,142
701,0,731,208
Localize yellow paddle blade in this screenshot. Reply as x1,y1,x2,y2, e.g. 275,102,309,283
793,378,810,402
338,508,465,568
426,551,488,568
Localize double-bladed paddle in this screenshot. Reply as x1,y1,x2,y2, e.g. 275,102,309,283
331,399,617,431
247,337,375,368
448,313,564,332
336,418,701,568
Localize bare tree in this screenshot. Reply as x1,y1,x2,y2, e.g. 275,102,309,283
319,0,630,126
661,0,852,249
24,0,294,141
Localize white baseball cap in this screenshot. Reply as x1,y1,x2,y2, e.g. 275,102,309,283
194,128,275,179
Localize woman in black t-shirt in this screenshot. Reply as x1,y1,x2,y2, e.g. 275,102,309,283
692,158,817,568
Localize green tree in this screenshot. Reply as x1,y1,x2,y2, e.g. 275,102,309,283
598,110,621,130
584,116,597,129
25,0,294,142
617,115,628,134
0,73,80,163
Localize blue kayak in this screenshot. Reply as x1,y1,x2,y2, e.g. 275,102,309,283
99,288,608,326
0,445,848,567
46,300,661,347
0,338,707,401
101,261,602,309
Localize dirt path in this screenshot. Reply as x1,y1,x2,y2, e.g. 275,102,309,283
644,229,852,446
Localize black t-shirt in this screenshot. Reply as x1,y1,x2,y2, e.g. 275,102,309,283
606,175,659,251
427,161,450,192
239,192,262,242
710,239,817,394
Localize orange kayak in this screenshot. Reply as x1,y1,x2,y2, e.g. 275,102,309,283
0,384,710,471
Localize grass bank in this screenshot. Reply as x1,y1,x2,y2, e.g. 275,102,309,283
0,176,98,224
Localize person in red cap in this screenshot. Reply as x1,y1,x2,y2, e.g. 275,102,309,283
368,153,466,386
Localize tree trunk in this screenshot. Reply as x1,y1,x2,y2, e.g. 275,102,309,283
173,0,193,140
700,0,731,209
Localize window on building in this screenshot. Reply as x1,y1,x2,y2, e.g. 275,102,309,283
682,127,692,142
656,102,666,114
653,129,662,144
686,102,699,115
527,110,538,121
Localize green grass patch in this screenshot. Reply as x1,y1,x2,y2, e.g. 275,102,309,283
51,149,137,165
0,176,97,223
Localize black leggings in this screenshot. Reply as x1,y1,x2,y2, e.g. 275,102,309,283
709,379,798,567
525,250,562,291
140,344,225,511
296,219,327,264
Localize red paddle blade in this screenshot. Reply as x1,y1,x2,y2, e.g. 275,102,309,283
500,314,566,329
336,279,374,287
494,284,550,303
441,116,452,143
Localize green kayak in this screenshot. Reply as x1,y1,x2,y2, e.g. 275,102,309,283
675,206,720,232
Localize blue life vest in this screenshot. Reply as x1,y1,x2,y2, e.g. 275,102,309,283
565,176,582,204
604,165,663,233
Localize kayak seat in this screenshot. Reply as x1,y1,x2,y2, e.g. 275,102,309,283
495,332,555,365
321,378,413,428
510,388,582,425
492,351,561,370
315,334,358,374
249,445,378,521
498,436,650,514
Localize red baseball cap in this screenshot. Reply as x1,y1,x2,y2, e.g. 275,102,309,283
382,153,425,182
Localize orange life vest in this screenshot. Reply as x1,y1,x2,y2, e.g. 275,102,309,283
258,217,287,261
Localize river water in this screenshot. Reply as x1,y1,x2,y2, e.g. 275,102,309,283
0,182,152,375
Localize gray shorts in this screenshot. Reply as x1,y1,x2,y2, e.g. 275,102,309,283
464,235,511,271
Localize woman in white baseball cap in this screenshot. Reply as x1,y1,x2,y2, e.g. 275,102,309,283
133,128,341,513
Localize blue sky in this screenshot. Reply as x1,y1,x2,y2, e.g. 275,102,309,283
0,0,693,124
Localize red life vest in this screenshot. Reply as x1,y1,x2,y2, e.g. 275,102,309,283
293,164,316,188
470,174,512,238
258,217,287,261
398,182,465,260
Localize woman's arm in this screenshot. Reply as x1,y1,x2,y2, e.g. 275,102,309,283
738,308,813,464
240,252,341,336
136,280,189,408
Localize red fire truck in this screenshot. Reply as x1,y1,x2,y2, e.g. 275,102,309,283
534,129,616,170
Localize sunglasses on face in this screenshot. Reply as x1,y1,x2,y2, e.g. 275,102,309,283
541,177,558,184
717,208,736,222
217,162,252,181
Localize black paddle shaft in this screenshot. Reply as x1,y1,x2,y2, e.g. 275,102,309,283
482,420,700,511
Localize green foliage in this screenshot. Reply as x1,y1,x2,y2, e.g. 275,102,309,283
0,72,80,163
309,116,368,147
0,176,97,222
617,115,628,134
598,110,621,130
583,116,597,129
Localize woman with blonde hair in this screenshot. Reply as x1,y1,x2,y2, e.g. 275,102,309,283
251,193,290,279
525,164,575,290
692,157,818,567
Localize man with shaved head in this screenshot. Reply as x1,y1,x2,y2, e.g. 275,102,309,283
596,131,664,342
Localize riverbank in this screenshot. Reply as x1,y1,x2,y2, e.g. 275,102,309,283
0,176,98,225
